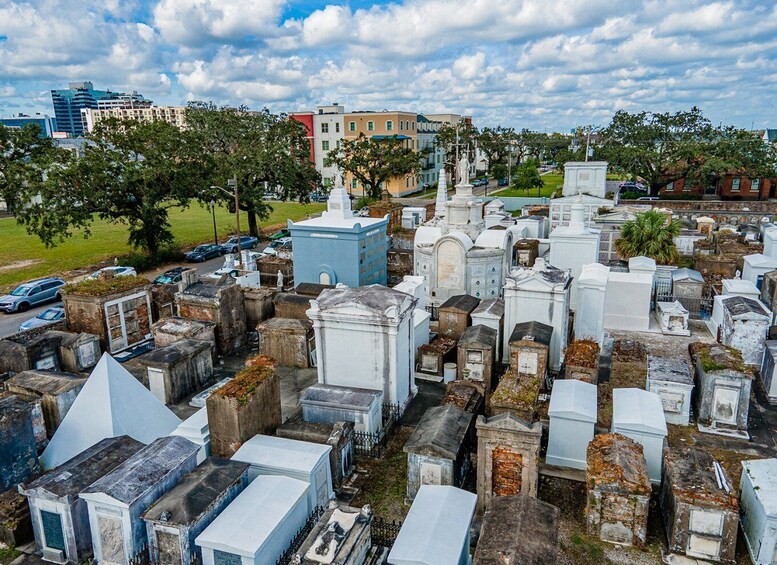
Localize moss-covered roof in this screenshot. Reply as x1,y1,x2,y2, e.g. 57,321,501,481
564,339,600,368
63,275,149,297
215,355,277,406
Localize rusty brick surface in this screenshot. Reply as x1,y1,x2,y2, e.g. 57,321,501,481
492,446,523,497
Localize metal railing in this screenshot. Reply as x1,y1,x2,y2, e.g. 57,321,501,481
654,292,714,320
370,516,403,549
352,403,402,458
276,506,326,565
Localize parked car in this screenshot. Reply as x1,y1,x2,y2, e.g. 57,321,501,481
185,244,224,262
88,266,137,280
19,306,65,331
262,237,292,256
220,235,258,254
269,229,290,241
619,181,646,192
212,251,265,278
637,196,659,201
0,277,66,313
311,192,330,203
498,178,509,186
153,267,188,286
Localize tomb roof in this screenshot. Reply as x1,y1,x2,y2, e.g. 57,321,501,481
300,383,382,410
587,433,651,495
612,388,667,436
722,295,770,317
665,447,738,511
742,458,777,517
548,379,597,423
6,370,86,396
458,324,497,347
439,294,480,313
403,405,473,460
509,321,553,347
647,356,693,385
471,298,504,319
232,434,331,475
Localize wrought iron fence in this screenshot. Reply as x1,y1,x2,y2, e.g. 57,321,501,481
370,516,403,549
276,505,326,565
352,403,402,458
128,545,150,565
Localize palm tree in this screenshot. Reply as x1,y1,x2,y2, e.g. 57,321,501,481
615,209,681,265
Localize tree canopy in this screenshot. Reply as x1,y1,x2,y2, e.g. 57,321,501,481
16,119,207,255
615,209,681,265
0,123,58,213
324,133,419,199
185,102,319,236
511,159,544,194
598,107,777,195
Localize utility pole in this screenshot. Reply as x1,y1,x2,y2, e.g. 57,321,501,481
228,177,242,264
584,127,591,162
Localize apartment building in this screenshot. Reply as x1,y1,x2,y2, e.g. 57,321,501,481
81,106,188,133
344,110,422,197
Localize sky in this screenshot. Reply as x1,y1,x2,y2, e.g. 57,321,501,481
1,0,776,132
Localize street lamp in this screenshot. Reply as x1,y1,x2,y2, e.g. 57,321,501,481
210,178,242,265
210,200,218,246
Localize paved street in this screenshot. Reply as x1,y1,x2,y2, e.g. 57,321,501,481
0,254,226,339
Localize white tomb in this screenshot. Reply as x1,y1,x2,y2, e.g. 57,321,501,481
549,197,601,308
388,486,476,565
549,194,614,231
402,207,427,229
484,199,505,216
562,161,608,198
646,356,694,426
470,298,505,360
740,459,777,565
231,434,334,512
722,278,760,299
719,296,771,365
760,341,777,405
195,475,311,565
546,380,597,470
764,227,777,260
575,263,610,344
611,388,668,484
502,258,571,370
41,353,181,470
743,254,777,288
169,407,210,463
629,256,657,279
514,215,548,239
603,272,653,332
655,301,690,336
307,285,417,411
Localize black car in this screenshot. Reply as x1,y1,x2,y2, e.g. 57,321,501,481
498,178,509,186
186,244,224,262
153,267,188,285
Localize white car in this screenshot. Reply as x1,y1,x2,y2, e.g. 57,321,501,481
88,266,137,280
262,237,292,256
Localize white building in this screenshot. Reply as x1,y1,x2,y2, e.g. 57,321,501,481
502,258,571,370
575,263,610,344
743,254,777,288
612,388,668,484
562,161,609,198
388,486,476,565
231,434,333,512
548,197,601,308
307,285,417,411
740,458,777,565
312,105,345,187
549,194,615,231
414,164,517,308
195,475,311,565
546,380,597,470
81,106,187,133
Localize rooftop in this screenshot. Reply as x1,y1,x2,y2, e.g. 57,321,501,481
403,405,473,459
6,370,86,396
471,298,505,319
21,436,143,500
232,434,331,474
314,284,415,315
458,324,497,346
143,458,250,526
742,458,777,516
439,294,480,313
81,436,198,505
300,383,381,410
509,320,553,347
648,356,692,385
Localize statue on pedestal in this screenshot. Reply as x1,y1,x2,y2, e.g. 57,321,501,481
457,154,470,185
277,270,284,291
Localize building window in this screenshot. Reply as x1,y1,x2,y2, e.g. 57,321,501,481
322,140,330,151
752,178,761,192
352,179,358,189
367,121,374,131
349,121,356,132
321,123,329,133
732,177,741,192
399,121,404,131
335,122,340,133
386,120,393,131
412,122,415,130
682,180,690,192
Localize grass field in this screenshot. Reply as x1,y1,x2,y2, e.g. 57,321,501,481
0,201,325,288
492,173,563,198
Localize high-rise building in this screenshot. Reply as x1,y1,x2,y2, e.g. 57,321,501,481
50,82,151,137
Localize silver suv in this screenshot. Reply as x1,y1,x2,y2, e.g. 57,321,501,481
0,277,66,313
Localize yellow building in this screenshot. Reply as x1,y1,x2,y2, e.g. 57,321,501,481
343,111,421,197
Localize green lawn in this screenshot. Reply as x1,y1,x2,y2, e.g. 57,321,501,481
492,172,563,198
0,201,325,288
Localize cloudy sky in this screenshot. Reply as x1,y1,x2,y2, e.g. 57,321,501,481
1,0,776,131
